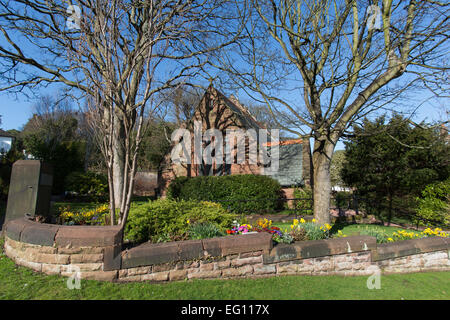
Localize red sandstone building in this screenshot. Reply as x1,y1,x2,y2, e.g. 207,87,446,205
158,86,311,197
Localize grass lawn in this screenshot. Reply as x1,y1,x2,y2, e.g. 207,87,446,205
0,238,449,300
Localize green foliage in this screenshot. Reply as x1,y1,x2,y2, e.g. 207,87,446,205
341,114,450,223
167,174,283,214
124,199,236,244
137,121,175,171
354,225,390,243
272,232,294,244
64,171,109,201
291,222,331,241
293,186,313,215
188,222,225,240
22,113,85,194
333,191,354,209
330,150,346,187
413,179,450,227
0,133,25,200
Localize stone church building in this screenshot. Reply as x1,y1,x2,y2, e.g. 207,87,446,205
157,85,311,198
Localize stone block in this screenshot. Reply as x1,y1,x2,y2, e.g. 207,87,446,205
121,242,178,269
253,264,276,275
126,266,151,276
276,263,298,274
70,253,103,264
103,244,122,271
214,260,231,269
142,271,169,282
42,263,61,275
230,256,262,267
55,225,122,247
20,223,59,247
222,265,253,277
178,240,204,260
78,271,118,281
5,219,33,242
188,270,222,279
169,269,188,281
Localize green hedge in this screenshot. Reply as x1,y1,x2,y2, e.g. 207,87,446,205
167,174,283,214
64,171,109,201
124,199,236,244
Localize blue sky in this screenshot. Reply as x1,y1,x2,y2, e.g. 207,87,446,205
1,85,447,153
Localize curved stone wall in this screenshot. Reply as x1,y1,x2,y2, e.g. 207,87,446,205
2,218,450,282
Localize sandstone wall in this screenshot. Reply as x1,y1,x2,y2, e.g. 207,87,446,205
3,218,450,282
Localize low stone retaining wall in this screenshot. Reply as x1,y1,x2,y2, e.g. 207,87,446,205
3,218,122,281
2,218,450,282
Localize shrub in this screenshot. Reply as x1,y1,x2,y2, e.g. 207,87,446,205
413,179,450,227
124,199,236,244
167,174,283,214
65,171,109,201
293,187,313,215
188,222,225,240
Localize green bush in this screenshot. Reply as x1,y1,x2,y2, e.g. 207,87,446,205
167,174,283,214
293,187,313,215
413,179,450,227
0,147,24,200
124,199,236,244
65,171,109,201
333,191,353,209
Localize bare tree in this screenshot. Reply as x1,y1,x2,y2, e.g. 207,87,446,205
0,0,246,227
216,0,449,223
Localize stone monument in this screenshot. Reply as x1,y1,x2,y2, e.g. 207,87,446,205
4,160,53,224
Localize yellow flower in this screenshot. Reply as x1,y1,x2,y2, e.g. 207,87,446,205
388,238,393,242
312,218,316,223
293,219,299,226
300,218,306,224
187,219,190,224
325,223,332,230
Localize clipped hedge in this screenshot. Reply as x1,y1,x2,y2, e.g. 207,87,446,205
167,174,283,214
124,199,236,244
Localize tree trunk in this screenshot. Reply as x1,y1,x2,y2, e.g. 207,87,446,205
387,194,393,226
311,138,335,225
112,118,126,210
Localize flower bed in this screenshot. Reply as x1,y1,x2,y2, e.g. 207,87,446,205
53,201,449,247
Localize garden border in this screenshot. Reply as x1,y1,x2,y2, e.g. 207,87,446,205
2,218,450,282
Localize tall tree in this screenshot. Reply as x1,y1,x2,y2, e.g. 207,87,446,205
341,114,450,224
216,0,449,223
0,0,246,226
21,95,85,193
